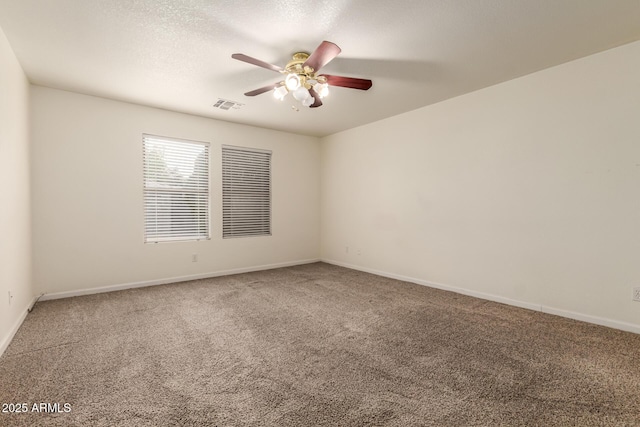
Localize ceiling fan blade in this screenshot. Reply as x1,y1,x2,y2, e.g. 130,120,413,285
308,87,323,108
244,83,279,96
322,74,373,90
303,41,341,72
232,53,284,72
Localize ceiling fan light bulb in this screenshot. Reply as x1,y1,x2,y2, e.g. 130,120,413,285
292,86,310,102
315,82,329,98
273,85,288,100
302,96,314,107
285,74,300,91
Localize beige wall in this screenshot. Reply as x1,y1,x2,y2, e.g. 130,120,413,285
0,26,33,353
321,41,640,332
31,86,320,295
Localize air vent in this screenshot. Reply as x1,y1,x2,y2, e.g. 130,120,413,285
213,99,244,111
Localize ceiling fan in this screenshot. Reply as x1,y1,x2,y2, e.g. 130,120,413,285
232,41,373,108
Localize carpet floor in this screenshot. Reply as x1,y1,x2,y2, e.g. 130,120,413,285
1,262,639,426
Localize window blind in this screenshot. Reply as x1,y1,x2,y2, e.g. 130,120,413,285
222,145,272,238
143,134,210,243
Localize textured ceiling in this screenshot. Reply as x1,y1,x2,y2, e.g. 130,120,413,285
1,0,639,137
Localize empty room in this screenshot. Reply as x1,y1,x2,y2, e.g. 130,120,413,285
1,1,639,425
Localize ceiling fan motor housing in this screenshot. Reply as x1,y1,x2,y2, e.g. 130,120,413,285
284,52,325,89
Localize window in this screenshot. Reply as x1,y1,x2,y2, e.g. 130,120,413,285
222,145,271,238
143,134,210,243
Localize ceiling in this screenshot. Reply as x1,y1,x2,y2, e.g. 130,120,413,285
1,1,639,137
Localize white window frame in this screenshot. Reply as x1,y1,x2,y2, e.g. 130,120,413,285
222,144,272,239
143,134,210,243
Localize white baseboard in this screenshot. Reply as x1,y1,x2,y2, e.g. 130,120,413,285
39,258,320,301
541,306,640,335
0,294,40,357
322,258,640,335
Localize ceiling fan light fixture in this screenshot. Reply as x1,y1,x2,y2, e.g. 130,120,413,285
292,86,311,102
314,82,329,98
285,73,301,91
273,85,288,100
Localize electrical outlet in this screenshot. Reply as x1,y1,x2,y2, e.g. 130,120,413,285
192,254,198,262
8,291,13,306
633,287,640,302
